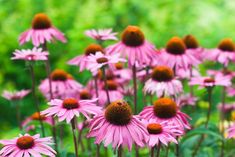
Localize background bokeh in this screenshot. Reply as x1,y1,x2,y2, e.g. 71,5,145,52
1,0,235,155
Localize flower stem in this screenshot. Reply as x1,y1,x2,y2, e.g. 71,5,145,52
96,145,100,157
189,66,194,96
101,67,111,105
28,63,45,137
118,146,122,157
15,102,22,130
71,118,79,157
150,147,154,157
132,64,137,114
94,76,99,104
156,143,161,157
165,146,169,157
220,86,226,157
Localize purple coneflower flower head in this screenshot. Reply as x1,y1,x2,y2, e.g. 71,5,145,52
0,134,56,157
189,75,231,88
227,124,235,138
86,51,126,74
177,94,197,107
176,67,201,79
68,44,105,72
85,28,117,41
106,25,157,67
227,87,235,97
144,66,182,97
112,63,132,84
140,97,191,130
22,112,53,128
217,103,235,113
144,119,183,147
2,89,30,101
11,47,48,61
159,37,200,70
42,98,102,123
19,13,66,47
207,69,235,79
39,69,83,99
87,100,148,151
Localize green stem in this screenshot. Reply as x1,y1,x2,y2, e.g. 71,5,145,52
101,67,111,105
132,64,137,114
71,118,79,157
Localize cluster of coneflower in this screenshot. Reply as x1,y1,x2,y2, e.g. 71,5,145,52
1,13,235,157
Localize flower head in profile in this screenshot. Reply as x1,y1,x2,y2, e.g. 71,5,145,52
42,98,102,123
11,47,48,61
39,69,83,99
19,13,67,47
144,66,182,97
22,112,53,128
67,43,105,72
144,119,182,147
86,51,126,74
227,124,235,139
88,100,148,151
106,25,157,67
140,97,191,130
159,37,200,70
85,28,117,41
2,89,30,101
177,94,197,107
0,134,56,157
227,87,235,97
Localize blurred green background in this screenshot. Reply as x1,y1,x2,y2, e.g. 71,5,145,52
0,0,235,155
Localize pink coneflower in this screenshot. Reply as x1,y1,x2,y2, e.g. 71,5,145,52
22,112,53,127
140,97,191,130
2,89,30,101
106,25,157,67
159,37,200,70
98,80,123,106
203,38,235,66
112,63,132,84
144,119,182,147
86,51,126,74
0,134,56,157
207,69,235,79
177,94,197,107
217,103,235,113
19,13,66,47
227,124,235,138
144,66,182,97
68,44,105,72
88,100,148,151
85,28,117,41
189,75,231,88
227,87,235,97
11,47,48,61
176,67,200,79
39,69,82,99
42,98,102,123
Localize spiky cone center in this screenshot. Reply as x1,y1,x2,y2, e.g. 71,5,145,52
115,63,124,70
218,38,235,52
51,69,69,81
204,78,215,83
16,136,35,150
147,123,163,134
31,112,46,121
183,35,199,49
166,37,186,55
151,66,174,82
85,44,104,56
62,98,79,109
104,80,118,91
32,13,52,29
96,57,108,64
79,90,91,100
97,70,114,80
222,69,232,75
153,98,177,118
105,100,132,125
121,25,145,47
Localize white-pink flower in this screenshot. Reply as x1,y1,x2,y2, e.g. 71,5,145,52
227,124,235,139
85,28,117,41
2,89,30,101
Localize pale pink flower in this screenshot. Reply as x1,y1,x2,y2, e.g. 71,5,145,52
177,94,197,107
106,25,157,67
207,69,235,79
11,47,48,61
227,124,235,138
227,87,235,97
19,13,66,47
22,112,53,127
144,66,182,97
176,67,201,79
42,98,102,123
217,103,235,113
0,134,56,157
140,97,191,130
2,89,30,101
87,100,148,151
85,28,117,41
144,119,183,147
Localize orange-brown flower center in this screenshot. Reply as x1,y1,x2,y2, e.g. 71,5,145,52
153,98,177,118
32,13,52,29
105,80,118,90
121,25,145,47
85,44,104,56
218,38,235,52
63,98,79,109
105,100,132,125
51,69,68,81
79,90,91,100
96,57,108,64
151,66,174,82
16,136,34,150
147,123,163,134
115,63,124,70
204,78,215,83
31,112,46,121
183,35,199,49
166,37,186,55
